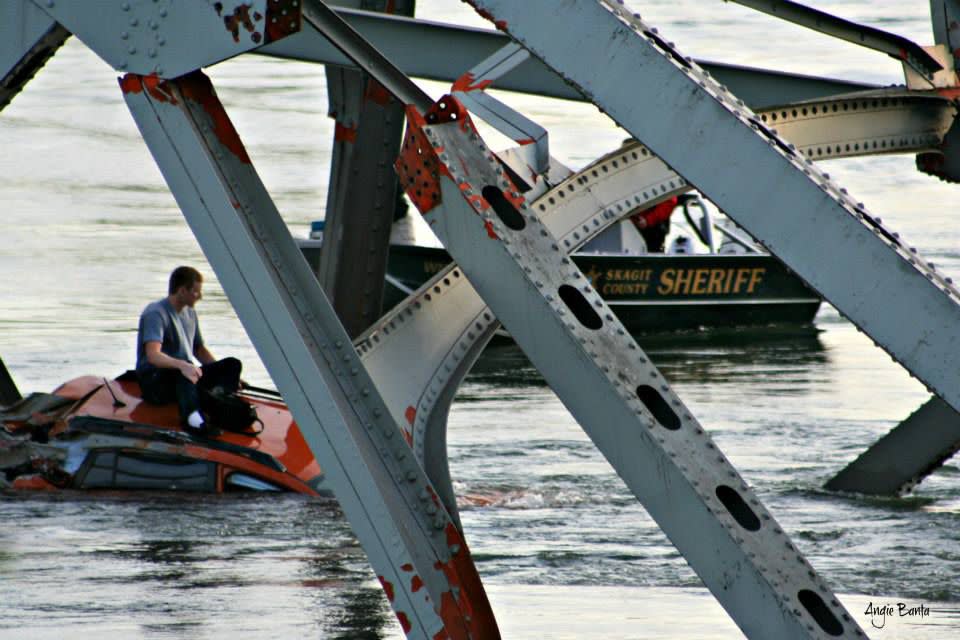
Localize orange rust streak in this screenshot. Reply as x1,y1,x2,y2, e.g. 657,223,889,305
451,72,493,94
119,74,144,95
434,523,501,639
119,74,178,105
405,405,417,425
397,612,412,633
143,74,178,104
365,79,393,106
379,576,395,602
334,121,358,143
177,71,252,164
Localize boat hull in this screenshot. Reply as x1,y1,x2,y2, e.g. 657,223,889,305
377,245,821,332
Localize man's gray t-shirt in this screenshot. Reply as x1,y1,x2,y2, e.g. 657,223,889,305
136,298,204,372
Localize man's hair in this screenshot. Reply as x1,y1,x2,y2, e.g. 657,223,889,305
168,266,203,295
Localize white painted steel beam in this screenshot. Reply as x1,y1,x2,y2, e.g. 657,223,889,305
826,397,960,495
467,0,960,423
758,91,956,161
259,6,878,108
395,95,865,638
121,71,499,639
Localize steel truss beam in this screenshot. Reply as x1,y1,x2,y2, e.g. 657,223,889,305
0,2,69,112
757,91,956,161
395,93,864,638
827,396,960,495
729,0,943,81
259,6,878,108
317,0,416,338
121,70,498,639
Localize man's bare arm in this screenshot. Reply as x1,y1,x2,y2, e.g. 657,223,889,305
145,341,201,383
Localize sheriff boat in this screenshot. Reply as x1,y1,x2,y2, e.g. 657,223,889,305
301,194,822,333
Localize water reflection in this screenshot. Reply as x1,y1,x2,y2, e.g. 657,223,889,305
0,493,399,639
468,326,827,389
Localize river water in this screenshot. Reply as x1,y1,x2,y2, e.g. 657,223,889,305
2,1,959,638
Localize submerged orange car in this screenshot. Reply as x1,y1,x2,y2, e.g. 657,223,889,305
0,373,323,494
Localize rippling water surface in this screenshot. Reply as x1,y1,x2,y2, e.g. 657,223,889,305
2,1,960,638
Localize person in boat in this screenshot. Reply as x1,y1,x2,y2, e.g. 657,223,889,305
136,266,241,434
629,196,679,253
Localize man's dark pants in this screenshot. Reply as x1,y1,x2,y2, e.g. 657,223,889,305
138,357,242,424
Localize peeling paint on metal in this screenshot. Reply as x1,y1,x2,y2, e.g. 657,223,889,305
119,74,178,105
222,3,257,44
411,575,424,592
334,121,358,143
177,72,252,164
365,79,392,106
451,72,493,94
378,575,395,601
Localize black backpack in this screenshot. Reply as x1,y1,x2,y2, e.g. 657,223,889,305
199,387,262,434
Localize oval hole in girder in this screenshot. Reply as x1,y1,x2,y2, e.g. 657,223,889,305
715,485,761,532
558,285,602,330
635,385,680,430
482,185,525,230
798,590,844,636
